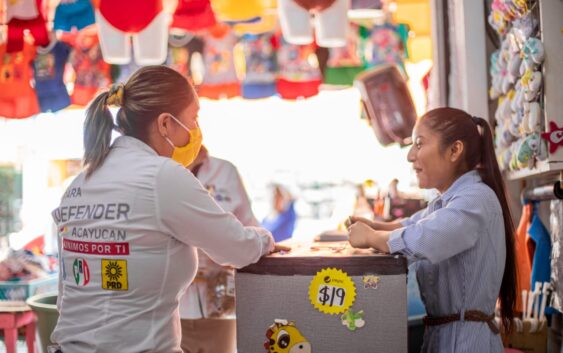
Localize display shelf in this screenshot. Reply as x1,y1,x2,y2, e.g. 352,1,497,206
507,160,563,181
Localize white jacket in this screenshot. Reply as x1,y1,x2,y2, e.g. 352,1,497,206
51,136,274,353
179,155,258,319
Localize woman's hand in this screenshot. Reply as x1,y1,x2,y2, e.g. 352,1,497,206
346,216,376,229
348,222,391,253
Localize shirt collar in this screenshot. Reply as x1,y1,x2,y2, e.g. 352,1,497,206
439,169,482,203
112,135,158,156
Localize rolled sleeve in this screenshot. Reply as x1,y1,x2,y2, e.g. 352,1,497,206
388,227,408,254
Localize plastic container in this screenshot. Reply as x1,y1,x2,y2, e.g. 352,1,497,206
0,275,58,302
27,292,59,353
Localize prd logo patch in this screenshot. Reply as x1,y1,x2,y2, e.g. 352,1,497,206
101,259,128,291
72,258,90,286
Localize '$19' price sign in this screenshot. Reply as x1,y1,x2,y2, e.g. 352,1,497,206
309,268,356,315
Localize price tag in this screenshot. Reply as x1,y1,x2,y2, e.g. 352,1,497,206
309,268,356,315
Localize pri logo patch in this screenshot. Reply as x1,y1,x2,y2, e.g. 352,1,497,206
101,259,128,291
72,258,90,286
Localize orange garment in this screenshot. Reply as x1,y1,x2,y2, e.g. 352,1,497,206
0,43,40,119
515,203,533,314
197,82,240,99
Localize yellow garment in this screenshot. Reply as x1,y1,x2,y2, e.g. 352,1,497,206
233,13,277,35
211,0,267,22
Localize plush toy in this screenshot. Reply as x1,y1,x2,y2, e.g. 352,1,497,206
522,69,542,101
341,309,365,331
523,37,545,69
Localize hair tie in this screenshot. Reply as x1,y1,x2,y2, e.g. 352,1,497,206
107,83,125,107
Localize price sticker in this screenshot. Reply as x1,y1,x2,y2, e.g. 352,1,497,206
309,268,356,315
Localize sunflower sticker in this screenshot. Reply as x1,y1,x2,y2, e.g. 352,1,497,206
308,268,356,315
101,259,128,291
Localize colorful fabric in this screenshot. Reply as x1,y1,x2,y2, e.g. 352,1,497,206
262,201,296,242
324,24,365,85
98,0,162,33
199,25,240,99
166,33,195,78
233,13,277,35
0,43,40,119
240,33,277,99
514,203,532,313
6,0,49,53
528,203,552,288
171,0,216,32
276,37,321,99
54,0,96,32
210,0,264,22
365,24,406,75
69,30,110,106
34,41,71,112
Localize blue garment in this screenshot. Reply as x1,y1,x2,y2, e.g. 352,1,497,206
388,170,505,353
528,202,553,315
33,41,71,113
240,33,277,99
54,0,95,32
261,202,296,242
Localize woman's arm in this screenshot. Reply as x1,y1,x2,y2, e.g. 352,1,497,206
348,222,391,253
348,216,403,231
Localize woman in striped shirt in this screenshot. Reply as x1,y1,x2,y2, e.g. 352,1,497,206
348,107,516,353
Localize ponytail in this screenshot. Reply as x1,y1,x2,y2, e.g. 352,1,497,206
83,91,115,178
474,117,516,332
422,107,516,332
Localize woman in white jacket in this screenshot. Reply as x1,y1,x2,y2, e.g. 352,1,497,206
51,65,280,353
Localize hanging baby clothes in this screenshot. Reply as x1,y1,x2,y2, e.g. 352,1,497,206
210,0,264,23
365,23,407,76
550,200,563,313
515,203,533,313
6,0,50,53
0,42,40,119
171,0,216,32
528,203,552,286
240,33,278,99
54,0,96,32
33,40,71,113
276,36,322,100
95,0,168,65
324,23,365,86
233,0,277,35
198,25,240,99
278,0,348,47
167,33,196,78
69,29,111,106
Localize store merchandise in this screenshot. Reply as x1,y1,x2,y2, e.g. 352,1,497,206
515,203,533,313
69,29,111,106
240,33,278,99
171,0,217,32
550,200,563,313
6,0,50,53
276,37,322,99
198,24,240,99
211,0,265,23
33,40,72,112
95,0,168,65
528,203,552,290
0,42,40,119
166,33,195,78
278,0,348,47
54,0,96,32
324,24,365,86
364,23,406,75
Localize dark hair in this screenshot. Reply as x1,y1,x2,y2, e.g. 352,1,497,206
83,65,197,177
420,107,516,331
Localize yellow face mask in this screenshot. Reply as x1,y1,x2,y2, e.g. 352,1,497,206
165,115,203,167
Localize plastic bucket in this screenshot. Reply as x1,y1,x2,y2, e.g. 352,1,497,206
26,292,58,353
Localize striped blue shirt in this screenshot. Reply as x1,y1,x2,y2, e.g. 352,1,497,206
388,170,505,353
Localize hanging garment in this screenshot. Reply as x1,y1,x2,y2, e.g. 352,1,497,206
95,0,168,65
550,200,563,313
276,37,321,99
6,0,50,53
69,29,111,106
240,33,278,99
324,23,365,86
232,0,277,35
515,203,533,313
0,43,40,119
166,33,197,78
210,0,264,23
528,202,552,287
278,0,348,47
33,40,72,113
54,0,96,32
171,0,216,32
365,23,407,76
198,25,240,99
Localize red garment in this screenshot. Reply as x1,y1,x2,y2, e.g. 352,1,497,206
98,0,162,33
276,78,320,99
0,43,40,119
516,203,533,314
172,0,216,31
6,0,49,53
